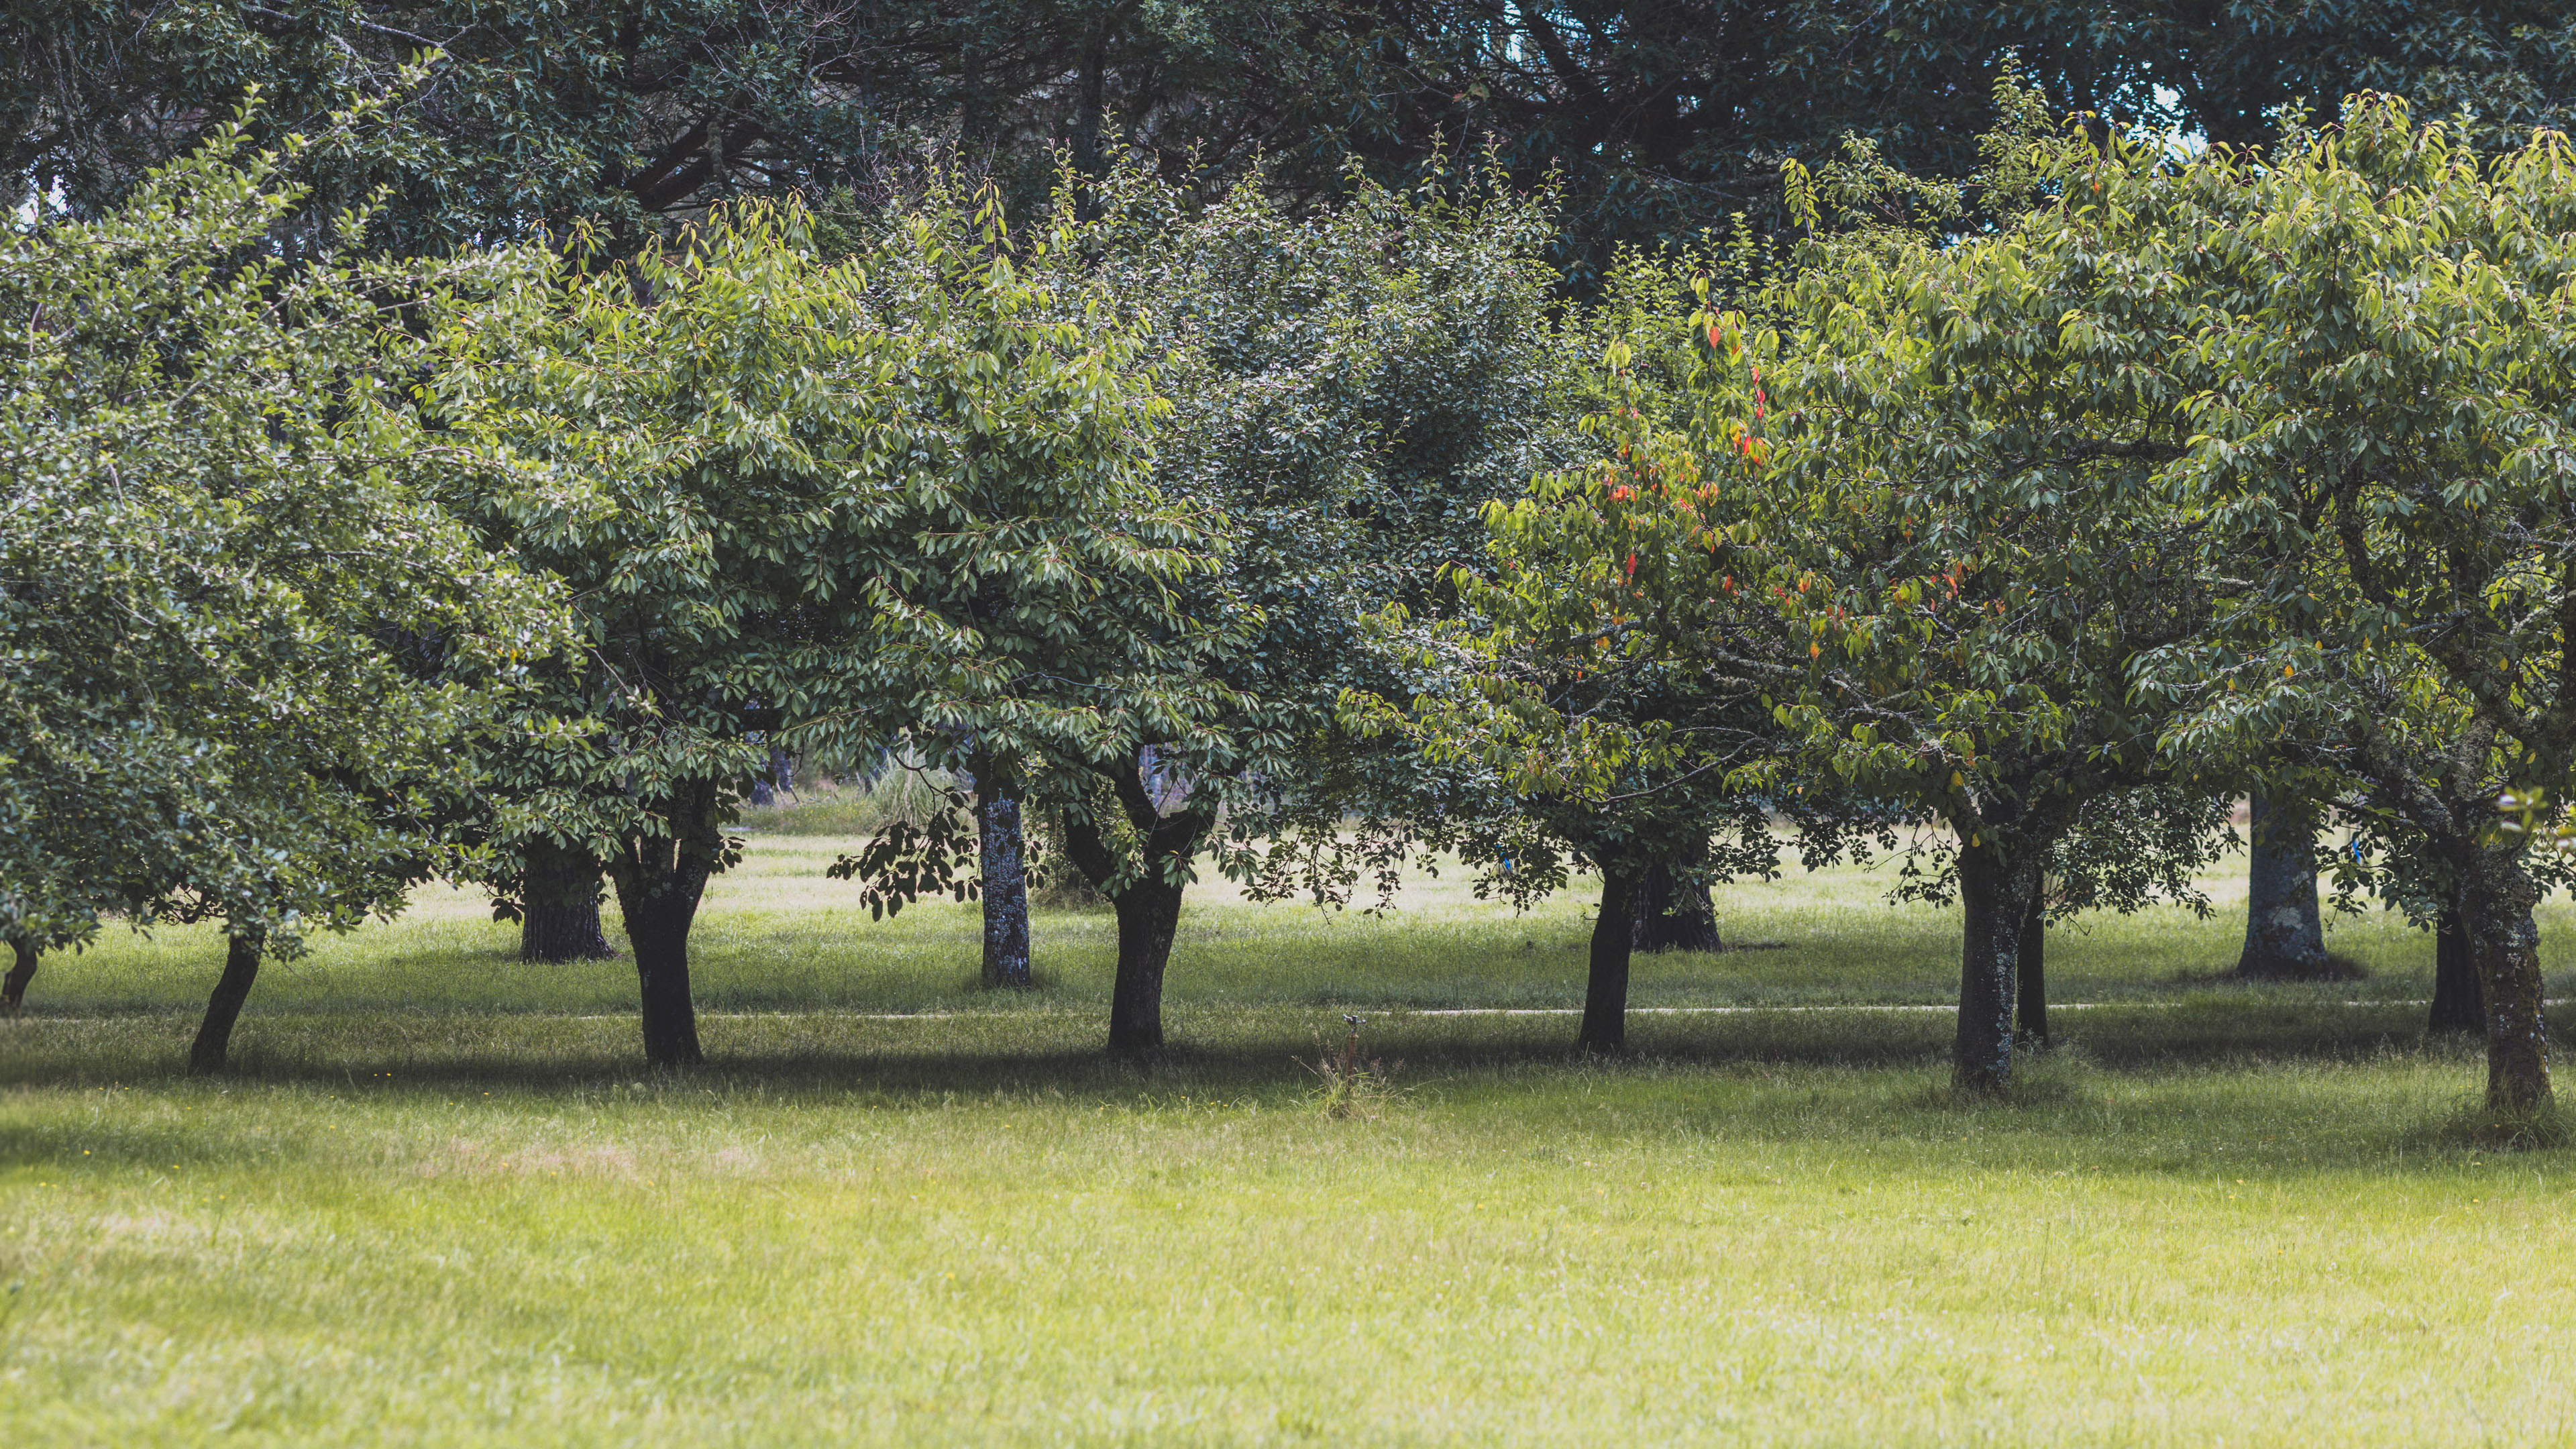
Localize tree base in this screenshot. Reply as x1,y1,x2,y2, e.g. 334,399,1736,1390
2233,951,2369,983
2,939,35,1012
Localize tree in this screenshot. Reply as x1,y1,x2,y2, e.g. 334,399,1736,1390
822,154,1580,1056
429,200,947,1067
2237,793,2334,979
796,174,1239,1051
1342,246,1878,1056
5,1,914,248
1462,106,2230,1090
1077,154,1591,1053
0,115,558,1067
2144,98,2576,1112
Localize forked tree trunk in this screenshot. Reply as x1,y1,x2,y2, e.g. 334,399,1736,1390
1954,836,2035,1093
189,930,264,1075
604,784,721,1067
977,763,1033,991
2017,889,2048,1048
2,937,35,1012
1580,869,1638,1054
2428,900,2483,1036
1630,863,1721,953
521,837,615,963
1106,876,1184,1055
2461,851,2551,1110
2237,794,2330,979
1059,753,1214,1060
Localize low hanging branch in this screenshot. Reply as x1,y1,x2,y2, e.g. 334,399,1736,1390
825,791,981,919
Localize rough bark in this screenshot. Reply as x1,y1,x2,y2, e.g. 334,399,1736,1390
2236,794,2331,979
976,760,1034,991
2428,899,2483,1036
521,837,615,963
1954,836,2033,1093
1580,868,1638,1053
2,937,34,1012
188,930,263,1075
2461,851,2551,1110
2017,888,2048,1048
1630,863,1721,953
604,782,720,1067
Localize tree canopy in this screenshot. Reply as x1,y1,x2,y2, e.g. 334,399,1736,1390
0,113,559,1065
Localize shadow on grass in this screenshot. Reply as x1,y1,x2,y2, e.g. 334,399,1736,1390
0,998,2538,1100
2163,952,2375,987
7,1007,2556,1184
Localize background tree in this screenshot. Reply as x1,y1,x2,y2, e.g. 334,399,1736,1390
5,0,919,248
15,1,2568,285
884,1,2576,286
2010,785,2233,1044
0,115,559,1066
2299,663,2569,1036
2237,792,2334,979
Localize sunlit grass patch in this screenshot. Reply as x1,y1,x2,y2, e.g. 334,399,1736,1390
5,829,2573,1445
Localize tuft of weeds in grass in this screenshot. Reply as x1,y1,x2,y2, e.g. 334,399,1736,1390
1906,1043,2096,1112
1303,1014,1405,1120
2427,1097,2570,1152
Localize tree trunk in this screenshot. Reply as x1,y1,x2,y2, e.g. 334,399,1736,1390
2237,793,2330,978
977,761,1034,991
1070,22,1111,182
2461,851,2551,1110
1630,863,1721,953
604,785,720,1068
2017,888,2048,1048
521,837,615,963
189,930,263,1075
1954,835,2033,1093
1106,875,1184,1057
614,873,708,1067
2,937,35,1012
1579,869,1638,1054
749,744,793,807
2428,899,2483,1036
1058,752,1215,1060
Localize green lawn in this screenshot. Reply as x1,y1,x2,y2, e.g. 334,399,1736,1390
4,829,2573,1445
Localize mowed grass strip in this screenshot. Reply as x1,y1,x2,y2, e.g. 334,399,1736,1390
2,1016,2569,1446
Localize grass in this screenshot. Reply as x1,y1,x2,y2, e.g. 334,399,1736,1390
5,828,2575,1446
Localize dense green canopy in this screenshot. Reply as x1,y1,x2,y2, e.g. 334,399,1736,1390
0,115,558,1050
